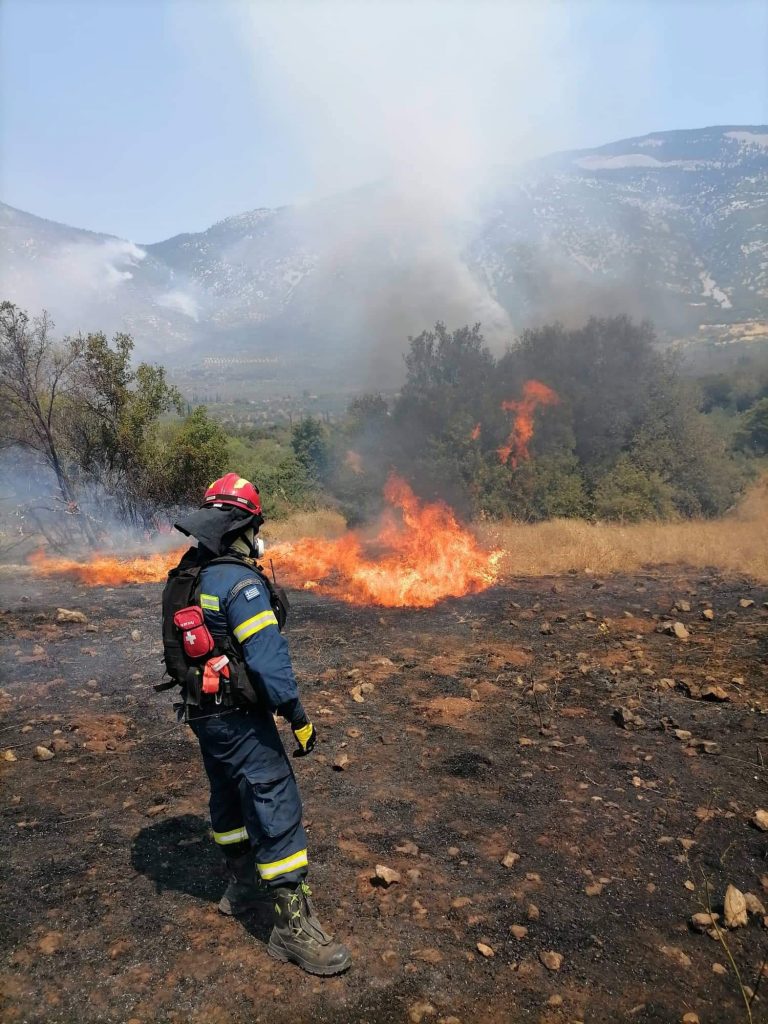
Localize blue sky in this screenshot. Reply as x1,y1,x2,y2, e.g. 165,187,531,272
1,0,766,243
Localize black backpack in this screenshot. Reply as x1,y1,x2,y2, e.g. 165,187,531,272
157,547,290,701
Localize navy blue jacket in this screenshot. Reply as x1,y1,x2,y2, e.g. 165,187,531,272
198,559,305,724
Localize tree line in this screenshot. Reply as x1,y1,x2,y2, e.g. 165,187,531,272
292,317,760,524
1,302,762,553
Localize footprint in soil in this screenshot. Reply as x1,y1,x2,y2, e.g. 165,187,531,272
131,814,272,943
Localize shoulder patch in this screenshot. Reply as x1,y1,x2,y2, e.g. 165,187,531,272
228,576,263,602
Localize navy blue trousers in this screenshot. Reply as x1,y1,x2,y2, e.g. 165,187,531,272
190,707,308,887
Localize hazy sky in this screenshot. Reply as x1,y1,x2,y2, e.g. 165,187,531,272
1,0,766,243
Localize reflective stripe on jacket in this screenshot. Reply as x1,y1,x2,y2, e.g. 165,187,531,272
198,560,300,711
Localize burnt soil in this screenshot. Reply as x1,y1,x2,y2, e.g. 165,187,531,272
1,568,767,1024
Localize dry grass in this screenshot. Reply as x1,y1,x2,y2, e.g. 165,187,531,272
262,508,348,543
476,476,768,582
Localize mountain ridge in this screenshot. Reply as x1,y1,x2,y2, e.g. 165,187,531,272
2,124,766,381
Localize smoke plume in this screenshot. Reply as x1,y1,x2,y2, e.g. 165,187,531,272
234,0,575,376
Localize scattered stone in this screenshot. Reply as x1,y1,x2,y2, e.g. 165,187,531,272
50,738,71,753
2,749,17,762
37,931,64,954
753,810,768,831
684,880,696,892
674,600,692,613
56,608,87,624
672,622,690,640
510,925,528,940
659,945,692,969
585,882,603,897
527,903,540,921
360,682,375,694
688,739,721,756
349,685,365,703
409,1001,437,1023
476,942,495,958
540,621,553,635
332,753,350,771
744,892,766,916
448,846,460,857
724,884,748,929
451,896,472,909
130,629,141,642
413,948,443,964
539,950,563,972
33,746,54,761
501,850,520,868
700,684,730,702
690,912,720,932
372,864,401,887
712,962,727,976
682,1014,700,1024
547,995,564,1008
673,730,692,742
614,706,646,730
739,598,755,609
145,803,167,817
469,688,480,702
701,609,715,621
396,840,420,856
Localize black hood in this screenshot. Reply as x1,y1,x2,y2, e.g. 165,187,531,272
174,506,261,557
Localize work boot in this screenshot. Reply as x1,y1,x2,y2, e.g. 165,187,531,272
268,882,352,976
218,850,272,916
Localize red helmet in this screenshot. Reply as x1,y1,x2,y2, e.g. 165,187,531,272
203,473,262,515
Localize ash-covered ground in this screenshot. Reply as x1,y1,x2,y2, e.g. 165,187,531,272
1,568,767,1024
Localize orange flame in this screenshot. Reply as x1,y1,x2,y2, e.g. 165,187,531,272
272,474,501,606
470,423,481,441
29,547,184,586
28,475,501,608
498,380,559,467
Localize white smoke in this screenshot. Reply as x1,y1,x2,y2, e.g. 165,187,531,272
0,234,145,335
230,0,575,368
157,288,200,320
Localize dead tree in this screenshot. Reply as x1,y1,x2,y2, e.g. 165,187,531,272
0,301,97,545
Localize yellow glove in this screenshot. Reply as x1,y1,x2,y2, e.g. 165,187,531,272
292,721,316,756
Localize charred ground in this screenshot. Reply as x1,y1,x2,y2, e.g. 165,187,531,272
1,569,767,1023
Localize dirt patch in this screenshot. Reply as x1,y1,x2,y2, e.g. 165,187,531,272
0,569,767,1022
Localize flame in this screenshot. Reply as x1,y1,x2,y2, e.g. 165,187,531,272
498,380,559,467
28,475,501,608
29,547,184,586
470,423,481,441
272,473,501,607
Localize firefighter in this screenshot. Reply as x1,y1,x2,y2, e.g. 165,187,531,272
168,473,351,976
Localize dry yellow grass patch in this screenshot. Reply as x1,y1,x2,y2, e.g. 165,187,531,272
262,508,347,543
476,477,768,582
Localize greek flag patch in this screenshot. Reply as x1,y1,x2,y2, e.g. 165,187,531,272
244,585,260,600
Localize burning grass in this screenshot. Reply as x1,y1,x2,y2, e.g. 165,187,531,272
271,474,501,607
27,477,502,607
23,476,768,599
478,476,768,581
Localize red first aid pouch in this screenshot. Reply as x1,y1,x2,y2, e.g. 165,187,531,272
173,605,215,661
